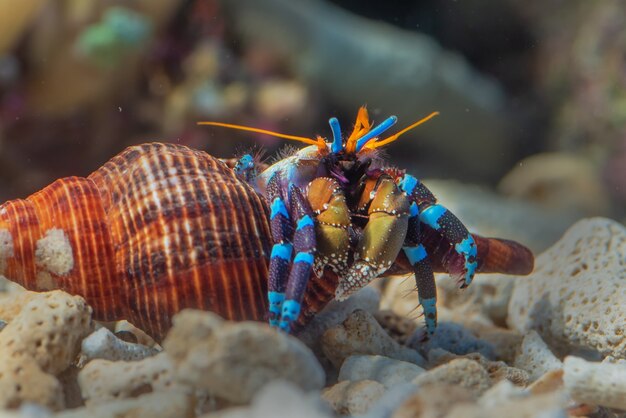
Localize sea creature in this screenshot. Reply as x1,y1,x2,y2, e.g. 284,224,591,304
0,108,533,340
201,106,534,336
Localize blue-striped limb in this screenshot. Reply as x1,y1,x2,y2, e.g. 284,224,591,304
267,173,292,326
279,184,316,331
336,175,410,300
266,173,316,331
403,244,437,338
398,173,478,288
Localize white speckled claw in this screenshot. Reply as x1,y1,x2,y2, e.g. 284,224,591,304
335,260,383,301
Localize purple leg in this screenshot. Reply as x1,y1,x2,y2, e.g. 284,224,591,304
267,173,294,326
279,184,316,332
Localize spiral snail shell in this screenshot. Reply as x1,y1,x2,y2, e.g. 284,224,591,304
0,143,271,339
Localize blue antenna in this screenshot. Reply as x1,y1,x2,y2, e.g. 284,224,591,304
329,117,343,153
355,115,398,152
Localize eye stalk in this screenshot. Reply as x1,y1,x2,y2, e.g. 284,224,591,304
329,117,342,154
355,115,398,152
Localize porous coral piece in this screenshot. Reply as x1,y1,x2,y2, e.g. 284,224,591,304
412,358,492,398
514,331,563,381
321,309,425,368
0,352,64,411
390,385,474,418
79,327,159,365
470,326,523,365
78,352,181,404
198,381,333,418
163,309,325,404
373,310,418,345
444,392,566,418
338,355,425,389
0,291,92,410
413,321,497,359
508,218,626,359
0,291,38,322
436,273,516,327
297,287,380,349
427,350,529,387
55,391,194,418
563,356,626,410
0,290,93,375
321,380,385,416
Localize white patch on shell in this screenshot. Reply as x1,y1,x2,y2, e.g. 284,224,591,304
35,228,74,276
0,228,14,274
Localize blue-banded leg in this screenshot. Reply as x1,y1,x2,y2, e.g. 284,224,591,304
279,184,316,331
399,182,438,337
398,173,478,288
266,173,294,326
403,244,437,338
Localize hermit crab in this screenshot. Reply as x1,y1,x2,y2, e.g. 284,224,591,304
0,107,533,341
202,106,534,336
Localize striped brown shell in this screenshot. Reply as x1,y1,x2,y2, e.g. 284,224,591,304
0,143,270,339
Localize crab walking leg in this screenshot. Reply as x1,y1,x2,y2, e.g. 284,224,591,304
401,192,438,337
266,173,294,326
336,176,409,300
399,174,478,287
403,244,437,335
279,185,316,331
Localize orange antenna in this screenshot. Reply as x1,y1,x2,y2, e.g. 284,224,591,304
346,106,371,153
366,111,439,149
198,121,326,149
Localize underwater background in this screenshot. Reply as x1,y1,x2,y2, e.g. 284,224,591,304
0,0,623,226
0,2,625,417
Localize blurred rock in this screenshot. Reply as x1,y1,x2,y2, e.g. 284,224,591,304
477,380,527,408
390,385,473,418
427,350,529,387
514,331,563,381
199,381,333,418
78,352,183,405
373,310,418,345
436,273,516,327
321,309,425,369
338,355,425,389
508,218,626,359
298,286,380,350
414,321,497,360
499,152,611,217
321,380,385,416
563,356,626,411
412,359,492,398
445,392,566,418
55,391,194,418
163,310,325,404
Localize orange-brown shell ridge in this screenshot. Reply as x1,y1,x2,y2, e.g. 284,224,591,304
0,143,271,339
